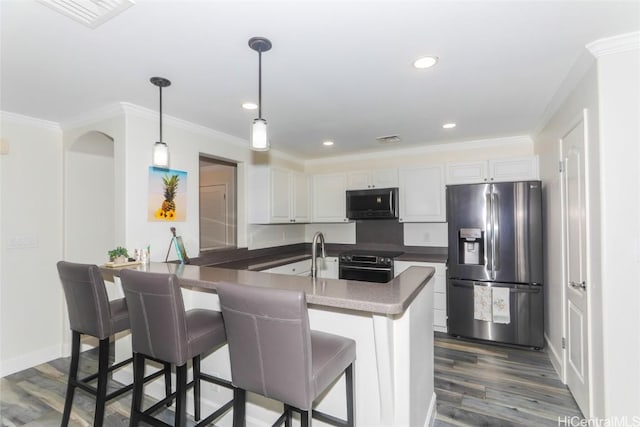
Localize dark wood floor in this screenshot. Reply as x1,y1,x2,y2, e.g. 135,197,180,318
1,333,582,426
434,333,582,426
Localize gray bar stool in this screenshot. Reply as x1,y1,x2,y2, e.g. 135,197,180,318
120,269,235,427
56,261,172,427
216,282,356,427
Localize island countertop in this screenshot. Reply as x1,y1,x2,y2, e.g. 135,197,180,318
101,262,435,315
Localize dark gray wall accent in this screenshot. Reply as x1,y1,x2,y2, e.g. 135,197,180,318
356,219,404,245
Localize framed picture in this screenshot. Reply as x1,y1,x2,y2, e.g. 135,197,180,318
148,167,187,221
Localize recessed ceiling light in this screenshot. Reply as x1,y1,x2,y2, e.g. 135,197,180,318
322,140,334,146
442,123,457,129
242,102,258,110
413,56,438,69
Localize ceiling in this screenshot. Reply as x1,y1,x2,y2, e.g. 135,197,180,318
1,1,638,159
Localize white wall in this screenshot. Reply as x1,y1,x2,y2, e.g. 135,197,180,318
304,135,534,174
593,39,640,418
534,61,603,414
535,32,640,418
121,104,253,260
0,112,64,376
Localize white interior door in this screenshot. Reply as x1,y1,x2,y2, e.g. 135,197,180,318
561,114,590,416
200,184,228,250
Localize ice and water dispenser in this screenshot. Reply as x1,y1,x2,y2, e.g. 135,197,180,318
457,228,484,265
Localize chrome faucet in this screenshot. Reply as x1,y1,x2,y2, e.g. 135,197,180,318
311,231,326,278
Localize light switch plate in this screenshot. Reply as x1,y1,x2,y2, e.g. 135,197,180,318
7,234,39,249
0,138,9,155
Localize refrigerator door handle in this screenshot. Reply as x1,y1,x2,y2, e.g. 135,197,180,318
485,192,493,274
492,191,500,274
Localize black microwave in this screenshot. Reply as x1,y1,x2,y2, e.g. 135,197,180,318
346,188,399,219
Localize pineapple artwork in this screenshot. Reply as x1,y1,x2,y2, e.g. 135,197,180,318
157,174,179,220
148,167,187,222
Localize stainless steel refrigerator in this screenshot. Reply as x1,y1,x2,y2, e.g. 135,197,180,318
446,181,544,348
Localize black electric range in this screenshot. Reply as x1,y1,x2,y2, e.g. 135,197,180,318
338,250,404,283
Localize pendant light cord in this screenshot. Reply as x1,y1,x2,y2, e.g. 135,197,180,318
159,85,163,142
258,50,263,119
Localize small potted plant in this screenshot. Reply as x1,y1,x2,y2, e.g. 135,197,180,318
108,246,129,264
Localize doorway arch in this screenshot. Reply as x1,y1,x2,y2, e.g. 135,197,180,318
64,131,115,264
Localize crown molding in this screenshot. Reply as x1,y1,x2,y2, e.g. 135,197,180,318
587,31,640,58
0,111,62,132
121,103,250,149
60,103,126,130
304,134,533,167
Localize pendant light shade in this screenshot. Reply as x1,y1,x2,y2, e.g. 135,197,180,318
151,76,171,168
251,118,268,151
249,37,272,151
153,141,169,167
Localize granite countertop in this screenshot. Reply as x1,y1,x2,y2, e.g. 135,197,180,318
100,262,435,316
201,244,447,271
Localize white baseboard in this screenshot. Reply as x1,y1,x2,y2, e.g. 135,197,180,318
425,391,437,427
0,344,63,378
545,333,565,383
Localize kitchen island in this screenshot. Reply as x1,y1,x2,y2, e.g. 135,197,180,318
101,262,436,427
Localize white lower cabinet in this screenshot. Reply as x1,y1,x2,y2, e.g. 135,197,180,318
263,257,338,279
395,261,447,332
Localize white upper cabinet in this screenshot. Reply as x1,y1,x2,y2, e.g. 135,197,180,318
398,165,446,222
312,172,349,223
291,171,311,222
248,166,310,224
347,169,398,190
446,156,539,185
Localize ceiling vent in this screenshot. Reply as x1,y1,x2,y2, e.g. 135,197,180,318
37,0,135,29
375,135,401,144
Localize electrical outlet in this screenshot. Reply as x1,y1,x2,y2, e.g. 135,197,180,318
0,138,9,155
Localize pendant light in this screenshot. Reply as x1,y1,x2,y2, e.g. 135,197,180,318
249,37,272,151
151,76,171,168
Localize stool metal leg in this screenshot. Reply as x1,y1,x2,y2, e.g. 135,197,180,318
93,338,110,427
164,362,172,406
232,388,246,427
193,355,201,421
175,364,188,427
346,363,355,427
129,353,145,427
284,404,293,427
300,410,311,427
61,331,80,427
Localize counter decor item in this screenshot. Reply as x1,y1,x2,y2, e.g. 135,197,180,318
107,246,129,264
148,166,187,221
165,227,189,264
105,246,140,268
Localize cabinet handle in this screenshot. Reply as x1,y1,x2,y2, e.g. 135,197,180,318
490,177,494,181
